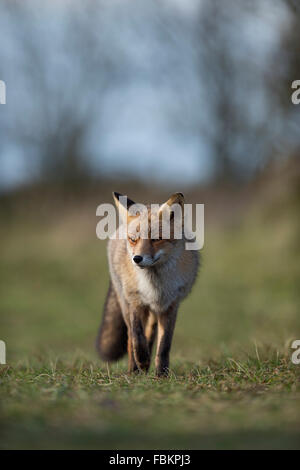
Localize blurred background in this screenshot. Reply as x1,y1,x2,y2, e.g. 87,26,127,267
1,0,300,360
0,0,300,449
1,0,300,190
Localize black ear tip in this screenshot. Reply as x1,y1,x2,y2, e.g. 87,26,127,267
113,192,136,208
113,191,121,200
176,192,184,198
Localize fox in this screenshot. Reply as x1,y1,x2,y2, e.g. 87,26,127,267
96,191,199,376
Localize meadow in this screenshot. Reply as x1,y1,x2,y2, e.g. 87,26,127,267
0,166,299,449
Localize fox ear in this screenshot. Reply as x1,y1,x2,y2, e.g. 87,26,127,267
113,192,136,221
159,192,185,220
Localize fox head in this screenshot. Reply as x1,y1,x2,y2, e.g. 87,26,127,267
113,192,185,269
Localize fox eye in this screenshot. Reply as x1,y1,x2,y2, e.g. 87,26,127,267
128,236,137,244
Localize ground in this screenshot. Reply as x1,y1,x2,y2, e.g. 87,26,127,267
0,176,299,449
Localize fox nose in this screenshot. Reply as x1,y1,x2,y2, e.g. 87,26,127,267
133,255,143,264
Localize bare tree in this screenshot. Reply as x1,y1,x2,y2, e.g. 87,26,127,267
194,0,281,182
268,0,300,155
0,0,122,184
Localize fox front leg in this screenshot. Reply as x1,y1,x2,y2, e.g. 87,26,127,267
155,302,178,377
130,308,150,373
120,306,138,373
127,331,138,373
144,311,157,358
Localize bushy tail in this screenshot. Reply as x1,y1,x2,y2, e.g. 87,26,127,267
96,281,127,362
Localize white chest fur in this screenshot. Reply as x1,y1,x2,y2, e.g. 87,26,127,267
136,264,187,313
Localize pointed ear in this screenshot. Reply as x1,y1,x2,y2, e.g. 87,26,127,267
159,192,185,219
113,192,136,222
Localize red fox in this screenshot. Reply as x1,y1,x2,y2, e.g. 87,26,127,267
96,192,199,376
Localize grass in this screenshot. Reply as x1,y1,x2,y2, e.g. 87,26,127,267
0,183,299,449
1,356,300,449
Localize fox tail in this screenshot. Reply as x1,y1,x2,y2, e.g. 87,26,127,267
96,281,127,362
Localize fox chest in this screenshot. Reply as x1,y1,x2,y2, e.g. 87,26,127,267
136,270,186,313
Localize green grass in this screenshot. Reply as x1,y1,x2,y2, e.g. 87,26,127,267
0,189,299,449
1,356,300,449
